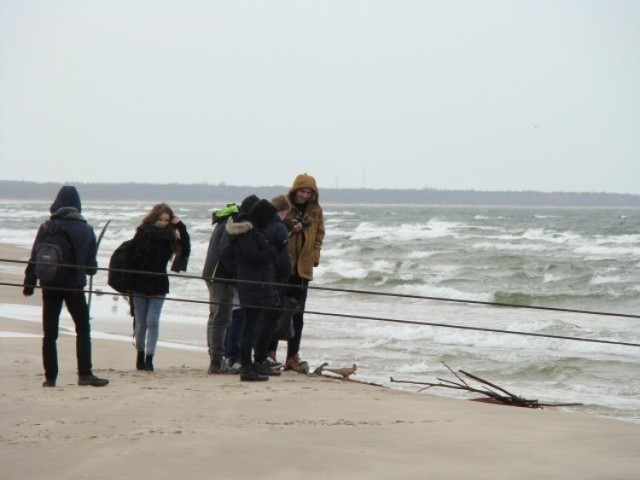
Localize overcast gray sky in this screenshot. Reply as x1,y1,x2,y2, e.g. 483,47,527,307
1,0,638,194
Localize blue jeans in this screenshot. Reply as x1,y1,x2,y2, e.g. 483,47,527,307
224,308,244,365
132,293,165,356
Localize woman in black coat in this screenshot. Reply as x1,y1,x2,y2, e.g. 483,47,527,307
126,203,190,372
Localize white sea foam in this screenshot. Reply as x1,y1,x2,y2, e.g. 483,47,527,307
324,210,357,216
322,245,361,257
590,274,623,286
522,228,581,243
349,219,463,242
595,233,640,244
472,242,547,252
325,218,348,225
348,222,381,240
390,283,493,302
429,264,463,281
406,251,436,259
371,260,394,272
322,258,370,279
0,229,34,247
575,245,640,258
542,273,568,283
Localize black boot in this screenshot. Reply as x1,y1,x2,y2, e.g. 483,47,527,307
136,351,145,370
240,364,268,382
145,355,154,372
208,355,224,374
255,360,281,376
78,374,109,387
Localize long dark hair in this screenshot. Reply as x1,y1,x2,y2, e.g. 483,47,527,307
141,203,180,254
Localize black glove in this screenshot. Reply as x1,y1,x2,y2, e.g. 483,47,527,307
275,239,288,252
23,286,35,296
282,218,294,232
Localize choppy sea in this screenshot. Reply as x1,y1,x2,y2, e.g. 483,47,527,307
1,200,639,423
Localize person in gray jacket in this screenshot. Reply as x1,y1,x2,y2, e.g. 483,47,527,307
202,195,259,374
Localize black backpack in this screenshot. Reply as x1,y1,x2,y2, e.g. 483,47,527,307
108,239,134,294
34,221,76,286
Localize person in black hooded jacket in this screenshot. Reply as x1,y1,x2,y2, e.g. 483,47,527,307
225,198,279,381
125,203,190,372
23,186,109,387
263,195,292,366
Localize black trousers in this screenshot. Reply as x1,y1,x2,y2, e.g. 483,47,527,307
252,307,279,364
286,274,309,358
239,307,263,367
42,288,93,381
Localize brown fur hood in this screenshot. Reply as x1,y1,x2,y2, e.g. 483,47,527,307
225,216,253,236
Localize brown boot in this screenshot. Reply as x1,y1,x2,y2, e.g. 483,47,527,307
284,354,301,372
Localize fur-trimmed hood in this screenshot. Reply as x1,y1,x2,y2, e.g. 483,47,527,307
225,216,253,236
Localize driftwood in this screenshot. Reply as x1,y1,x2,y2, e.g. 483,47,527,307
319,373,385,388
390,363,583,409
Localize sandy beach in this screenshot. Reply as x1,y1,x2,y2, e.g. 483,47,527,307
1,243,639,480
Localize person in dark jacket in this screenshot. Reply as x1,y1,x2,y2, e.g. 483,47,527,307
264,194,292,366
225,198,278,381
23,186,109,387
202,195,258,374
125,203,190,372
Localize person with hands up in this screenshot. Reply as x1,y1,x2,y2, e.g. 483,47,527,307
126,203,191,372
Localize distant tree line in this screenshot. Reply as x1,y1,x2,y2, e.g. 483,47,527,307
1,180,640,207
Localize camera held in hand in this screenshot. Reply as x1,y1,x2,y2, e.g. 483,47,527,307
293,212,311,228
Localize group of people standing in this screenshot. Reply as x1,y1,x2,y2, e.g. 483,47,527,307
23,173,324,386
203,172,325,381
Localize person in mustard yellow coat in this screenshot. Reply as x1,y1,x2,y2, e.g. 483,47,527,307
279,173,325,372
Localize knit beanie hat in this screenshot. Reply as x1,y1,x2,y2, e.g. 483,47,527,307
240,194,260,214
251,199,277,229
